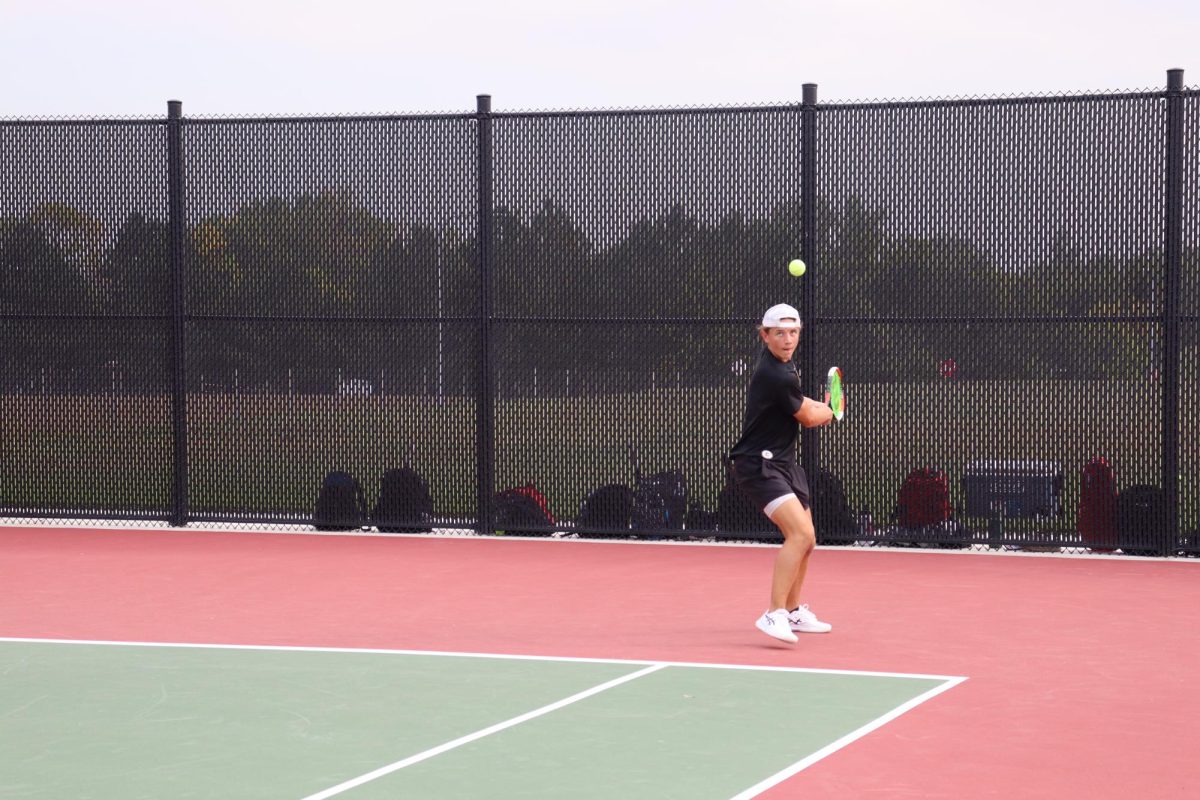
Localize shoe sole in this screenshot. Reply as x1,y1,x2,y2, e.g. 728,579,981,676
790,626,832,634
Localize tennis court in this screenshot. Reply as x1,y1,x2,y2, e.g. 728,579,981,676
0,639,956,799
2,525,1198,798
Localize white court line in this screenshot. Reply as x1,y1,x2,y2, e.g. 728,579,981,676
0,637,965,682
297,663,667,800
729,675,968,799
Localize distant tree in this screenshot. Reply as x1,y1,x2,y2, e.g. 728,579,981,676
102,212,171,315
190,189,395,317
0,206,105,387
0,204,100,315
185,190,400,389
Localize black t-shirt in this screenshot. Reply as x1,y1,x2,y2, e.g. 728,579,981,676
730,347,806,461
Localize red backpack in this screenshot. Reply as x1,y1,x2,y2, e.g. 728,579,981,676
1078,457,1117,549
896,467,952,527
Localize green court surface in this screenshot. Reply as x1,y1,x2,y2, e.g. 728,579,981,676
0,640,961,799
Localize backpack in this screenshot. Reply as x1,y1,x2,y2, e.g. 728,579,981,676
373,467,434,533
685,500,716,532
513,483,554,523
811,467,858,545
1078,457,1117,550
1117,484,1171,556
493,484,554,534
314,471,367,531
630,469,687,531
895,467,952,528
624,445,687,533
578,484,634,532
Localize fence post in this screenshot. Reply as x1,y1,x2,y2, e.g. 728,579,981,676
800,83,820,484
167,100,189,527
476,95,496,534
1162,68,1184,554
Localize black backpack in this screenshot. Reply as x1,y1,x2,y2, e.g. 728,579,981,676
630,470,687,531
314,471,367,531
685,500,717,532
578,484,634,532
1117,484,1172,556
627,445,686,532
374,467,434,533
811,467,858,545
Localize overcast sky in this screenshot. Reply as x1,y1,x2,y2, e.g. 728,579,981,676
1,0,1194,117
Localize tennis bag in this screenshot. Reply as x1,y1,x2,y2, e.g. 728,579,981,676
1077,456,1117,550
314,470,368,531
373,466,434,533
1116,484,1172,556
811,467,858,545
578,484,634,532
895,467,952,528
630,469,687,531
685,500,716,532
493,483,554,534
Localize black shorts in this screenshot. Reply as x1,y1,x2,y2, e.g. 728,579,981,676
731,455,811,512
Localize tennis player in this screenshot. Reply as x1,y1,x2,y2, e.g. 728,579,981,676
730,303,834,644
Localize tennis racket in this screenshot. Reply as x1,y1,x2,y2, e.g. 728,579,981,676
826,366,845,422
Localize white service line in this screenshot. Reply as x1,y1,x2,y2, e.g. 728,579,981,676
297,662,668,800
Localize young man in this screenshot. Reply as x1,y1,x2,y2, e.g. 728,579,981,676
729,303,834,644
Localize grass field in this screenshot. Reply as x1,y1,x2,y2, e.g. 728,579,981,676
1,380,1196,538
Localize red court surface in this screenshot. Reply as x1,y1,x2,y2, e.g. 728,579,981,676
3,526,1198,798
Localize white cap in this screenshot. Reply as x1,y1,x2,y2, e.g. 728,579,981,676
761,303,802,329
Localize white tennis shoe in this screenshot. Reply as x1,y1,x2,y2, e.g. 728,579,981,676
788,604,832,633
755,609,799,643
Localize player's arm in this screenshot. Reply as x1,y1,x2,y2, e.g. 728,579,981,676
794,396,833,428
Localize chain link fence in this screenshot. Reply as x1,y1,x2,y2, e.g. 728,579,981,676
1,73,1196,555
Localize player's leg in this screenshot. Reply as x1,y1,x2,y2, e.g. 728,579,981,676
754,493,809,643
776,499,832,632
767,496,814,611
780,499,815,610
772,501,830,633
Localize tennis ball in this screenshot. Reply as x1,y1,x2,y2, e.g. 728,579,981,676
788,259,806,277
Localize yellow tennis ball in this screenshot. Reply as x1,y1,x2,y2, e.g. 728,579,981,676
788,259,806,277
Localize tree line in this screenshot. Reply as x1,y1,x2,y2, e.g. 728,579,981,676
1,190,1192,395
